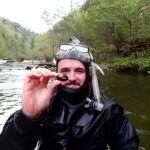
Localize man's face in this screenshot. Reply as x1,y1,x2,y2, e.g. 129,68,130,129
57,59,86,89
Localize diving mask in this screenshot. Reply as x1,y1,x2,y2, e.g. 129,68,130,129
60,44,88,53
55,43,92,64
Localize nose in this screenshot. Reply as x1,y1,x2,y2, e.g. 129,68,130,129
68,71,76,81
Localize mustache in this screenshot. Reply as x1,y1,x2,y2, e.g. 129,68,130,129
64,81,81,86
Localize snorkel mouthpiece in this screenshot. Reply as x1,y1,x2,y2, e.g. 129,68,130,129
55,37,104,111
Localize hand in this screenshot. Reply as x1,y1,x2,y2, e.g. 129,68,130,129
22,68,61,118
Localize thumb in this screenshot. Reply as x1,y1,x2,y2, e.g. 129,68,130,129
48,80,61,95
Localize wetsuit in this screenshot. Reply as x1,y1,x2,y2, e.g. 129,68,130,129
0,80,139,150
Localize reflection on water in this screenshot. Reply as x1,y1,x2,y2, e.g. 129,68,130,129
99,72,150,150
0,67,150,149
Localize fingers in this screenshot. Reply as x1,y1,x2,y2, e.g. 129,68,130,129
32,68,58,78
25,68,59,82
48,80,62,94
25,71,41,83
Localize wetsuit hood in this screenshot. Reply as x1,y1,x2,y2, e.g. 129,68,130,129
57,75,90,105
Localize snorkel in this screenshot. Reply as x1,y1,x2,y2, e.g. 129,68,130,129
54,37,104,111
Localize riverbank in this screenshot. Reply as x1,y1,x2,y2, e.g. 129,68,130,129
1,57,150,74
0,60,47,70
98,56,150,75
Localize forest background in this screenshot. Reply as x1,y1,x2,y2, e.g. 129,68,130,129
0,0,150,72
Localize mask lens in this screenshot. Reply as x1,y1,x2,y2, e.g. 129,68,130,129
60,44,88,53
60,45,73,51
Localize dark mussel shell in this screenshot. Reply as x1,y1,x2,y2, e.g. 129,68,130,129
57,73,68,81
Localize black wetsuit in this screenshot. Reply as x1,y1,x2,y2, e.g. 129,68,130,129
0,80,139,150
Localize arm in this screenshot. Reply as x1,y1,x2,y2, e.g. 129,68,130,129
0,68,61,150
107,113,139,150
0,110,41,150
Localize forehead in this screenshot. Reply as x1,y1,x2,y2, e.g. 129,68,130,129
58,59,85,69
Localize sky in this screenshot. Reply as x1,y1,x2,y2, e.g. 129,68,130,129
0,0,86,33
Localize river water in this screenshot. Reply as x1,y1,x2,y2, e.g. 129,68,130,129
0,64,150,149
99,72,150,150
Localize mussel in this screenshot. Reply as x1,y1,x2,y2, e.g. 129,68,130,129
57,73,68,81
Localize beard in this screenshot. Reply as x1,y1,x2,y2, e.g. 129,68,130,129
57,77,90,104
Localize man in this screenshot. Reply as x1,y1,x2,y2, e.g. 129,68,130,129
0,37,139,150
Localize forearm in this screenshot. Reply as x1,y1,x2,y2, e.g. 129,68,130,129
0,110,41,150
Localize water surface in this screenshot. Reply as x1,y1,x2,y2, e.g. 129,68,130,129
0,66,149,149
99,72,150,150
0,68,28,131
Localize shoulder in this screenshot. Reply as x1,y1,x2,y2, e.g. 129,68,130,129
101,92,125,117
100,93,139,149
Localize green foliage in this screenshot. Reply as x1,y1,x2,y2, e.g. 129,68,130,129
0,17,36,60
43,0,150,55
32,0,149,68
109,56,150,72
29,32,55,61
90,44,116,52
1,0,150,64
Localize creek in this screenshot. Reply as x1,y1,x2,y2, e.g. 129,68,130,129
99,72,150,150
0,64,149,150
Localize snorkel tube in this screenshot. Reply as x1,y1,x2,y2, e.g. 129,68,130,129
85,53,104,111
55,37,104,111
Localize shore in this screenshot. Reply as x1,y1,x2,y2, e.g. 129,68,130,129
0,60,51,70
98,56,150,75
0,59,150,75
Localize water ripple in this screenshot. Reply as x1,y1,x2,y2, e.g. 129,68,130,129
0,69,27,133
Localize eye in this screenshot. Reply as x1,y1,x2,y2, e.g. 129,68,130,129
59,68,69,73
76,68,85,74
